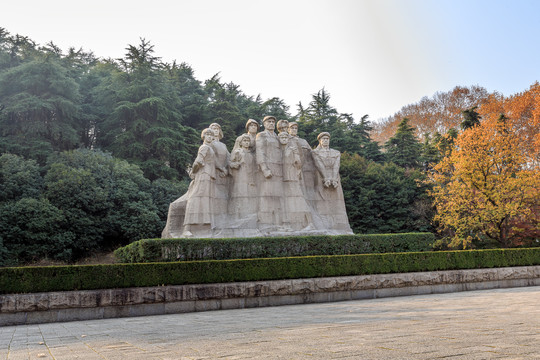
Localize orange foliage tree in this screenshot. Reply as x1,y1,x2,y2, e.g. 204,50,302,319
430,83,540,248
372,85,491,144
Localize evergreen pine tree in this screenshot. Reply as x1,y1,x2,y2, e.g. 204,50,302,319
384,118,422,169
461,106,481,130
0,57,82,164
97,39,198,180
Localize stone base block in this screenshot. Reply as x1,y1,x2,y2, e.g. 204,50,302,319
1,266,539,326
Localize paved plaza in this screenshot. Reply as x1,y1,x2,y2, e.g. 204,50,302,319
1,286,539,359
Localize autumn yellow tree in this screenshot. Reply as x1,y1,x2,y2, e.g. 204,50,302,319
430,84,540,248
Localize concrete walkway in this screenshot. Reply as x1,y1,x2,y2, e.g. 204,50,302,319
1,286,539,359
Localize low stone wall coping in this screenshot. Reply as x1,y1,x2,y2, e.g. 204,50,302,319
1,266,539,326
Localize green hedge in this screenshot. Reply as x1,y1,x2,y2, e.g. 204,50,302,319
114,233,436,263
1,248,539,294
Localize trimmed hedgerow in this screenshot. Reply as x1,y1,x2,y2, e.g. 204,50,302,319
1,248,539,294
114,233,436,263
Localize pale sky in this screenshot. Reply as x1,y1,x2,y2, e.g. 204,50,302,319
1,0,539,122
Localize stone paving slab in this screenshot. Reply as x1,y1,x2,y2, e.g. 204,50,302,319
1,286,539,359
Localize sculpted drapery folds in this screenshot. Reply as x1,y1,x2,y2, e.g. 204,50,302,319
209,123,230,177
312,132,351,232
279,132,313,230
288,122,317,204
229,134,257,223
182,128,216,237
256,116,285,229
163,118,353,238
209,122,231,227
313,132,341,189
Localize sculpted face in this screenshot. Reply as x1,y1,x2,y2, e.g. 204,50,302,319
320,135,330,147
204,131,214,144
248,123,258,134
277,120,289,133
210,124,220,137
241,136,251,149
278,132,290,145
288,125,298,136
264,118,275,131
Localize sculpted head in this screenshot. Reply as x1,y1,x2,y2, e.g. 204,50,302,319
276,119,289,133
262,116,276,132
317,132,330,148
239,134,251,149
278,131,291,145
245,119,260,135
201,128,214,144
288,122,298,136
209,123,223,139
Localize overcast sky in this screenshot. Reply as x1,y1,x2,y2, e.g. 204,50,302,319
2,0,539,122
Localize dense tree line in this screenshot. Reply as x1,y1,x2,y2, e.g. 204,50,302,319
430,84,540,249
1,29,536,265
0,150,188,265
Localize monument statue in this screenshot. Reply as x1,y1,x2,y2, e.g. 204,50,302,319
287,122,317,205
182,128,216,237
209,123,230,228
228,134,257,226
312,132,351,232
279,132,313,230
256,116,285,230
162,116,353,238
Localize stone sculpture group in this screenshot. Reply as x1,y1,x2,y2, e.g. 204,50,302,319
162,116,353,238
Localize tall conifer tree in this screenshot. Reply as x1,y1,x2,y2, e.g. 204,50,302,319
97,39,197,180
384,118,422,169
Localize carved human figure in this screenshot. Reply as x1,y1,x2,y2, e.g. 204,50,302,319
276,119,289,134
228,134,257,222
313,132,340,188
278,132,313,230
278,132,301,182
182,128,217,237
209,123,230,177
233,118,259,151
256,116,284,229
209,122,230,226
312,132,352,232
288,122,317,205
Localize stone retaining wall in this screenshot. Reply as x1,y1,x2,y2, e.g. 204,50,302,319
2,266,539,326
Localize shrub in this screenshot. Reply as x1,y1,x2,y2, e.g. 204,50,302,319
2,248,538,294
0,198,75,264
114,233,436,263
